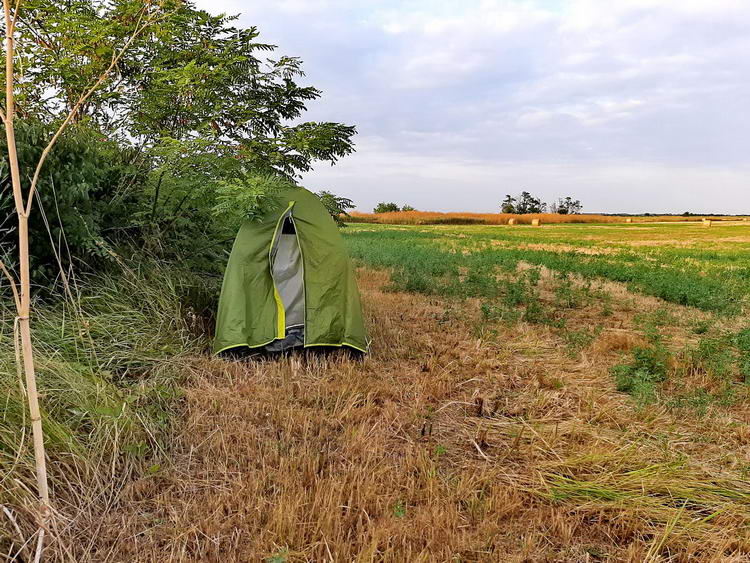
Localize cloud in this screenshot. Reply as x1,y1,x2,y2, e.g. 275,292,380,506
194,0,750,213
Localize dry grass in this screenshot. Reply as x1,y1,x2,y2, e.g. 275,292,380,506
348,211,749,226
37,268,750,562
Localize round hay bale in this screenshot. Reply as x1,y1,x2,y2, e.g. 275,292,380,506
702,219,712,227
625,217,633,223
531,218,541,227
507,218,517,225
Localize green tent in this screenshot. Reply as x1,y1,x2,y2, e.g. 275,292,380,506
214,187,368,355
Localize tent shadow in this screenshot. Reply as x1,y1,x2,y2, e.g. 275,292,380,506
218,345,366,363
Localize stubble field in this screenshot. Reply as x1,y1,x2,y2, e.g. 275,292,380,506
5,220,750,561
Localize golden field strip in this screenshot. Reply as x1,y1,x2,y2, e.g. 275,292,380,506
349,210,750,226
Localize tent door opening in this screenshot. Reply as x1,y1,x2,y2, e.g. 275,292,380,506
267,209,305,351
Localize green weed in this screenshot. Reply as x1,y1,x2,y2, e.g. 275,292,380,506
393,501,407,518
691,320,712,335
480,302,521,325
554,275,591,309
666,387,735,416
683,337,735,380
612,342,672,406
564,327,602,358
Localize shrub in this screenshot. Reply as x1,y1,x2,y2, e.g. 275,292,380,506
374,202,400,213
0,120,148,279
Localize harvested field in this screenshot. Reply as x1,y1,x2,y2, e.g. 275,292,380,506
5,222,750,561
41,222,750,561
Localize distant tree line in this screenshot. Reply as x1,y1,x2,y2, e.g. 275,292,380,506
501,192,582,214
374,202,415,213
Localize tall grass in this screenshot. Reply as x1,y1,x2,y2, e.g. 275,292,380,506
0,261,208,555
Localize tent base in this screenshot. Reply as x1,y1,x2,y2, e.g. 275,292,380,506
218,342,365,361
263,325,304,352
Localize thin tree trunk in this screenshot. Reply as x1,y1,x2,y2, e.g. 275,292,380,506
3,1,51,532
17,215,50,510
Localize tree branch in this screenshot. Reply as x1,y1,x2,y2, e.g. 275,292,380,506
4,0,24,214
0,258,21,312
8,0,20,36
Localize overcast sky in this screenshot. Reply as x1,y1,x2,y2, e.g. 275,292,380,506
194,0,749,214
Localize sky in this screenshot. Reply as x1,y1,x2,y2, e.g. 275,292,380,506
194,0,749,214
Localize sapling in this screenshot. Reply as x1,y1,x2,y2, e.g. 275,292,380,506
0,1,171,557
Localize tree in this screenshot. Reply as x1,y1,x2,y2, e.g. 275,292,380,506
317,190,355,227
12,3,356,179
1,2,359,277
0,1,169,555
555,196,583,215
500,194,516,214
127,8,356,178
515,191,547,214
374,202,400,213
401,204,415,212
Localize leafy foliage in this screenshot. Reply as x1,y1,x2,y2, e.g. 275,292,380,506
0,120,146,278
6,0,180,122
213,174,288,224
374,202,401,213
611,343,671,405
1,2,358,278
317,190,355,227
12,2,356,179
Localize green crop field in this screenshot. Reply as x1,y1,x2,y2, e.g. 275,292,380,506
345,221,750,412
345,222,750,314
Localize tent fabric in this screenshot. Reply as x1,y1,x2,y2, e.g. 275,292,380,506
213,187,368,354
272,230,304,328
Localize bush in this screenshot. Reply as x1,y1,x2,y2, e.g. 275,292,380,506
0,120,148,279
374,202,400,213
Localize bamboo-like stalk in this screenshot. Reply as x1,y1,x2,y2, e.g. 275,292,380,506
1,1,170,556
3,2,51,530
